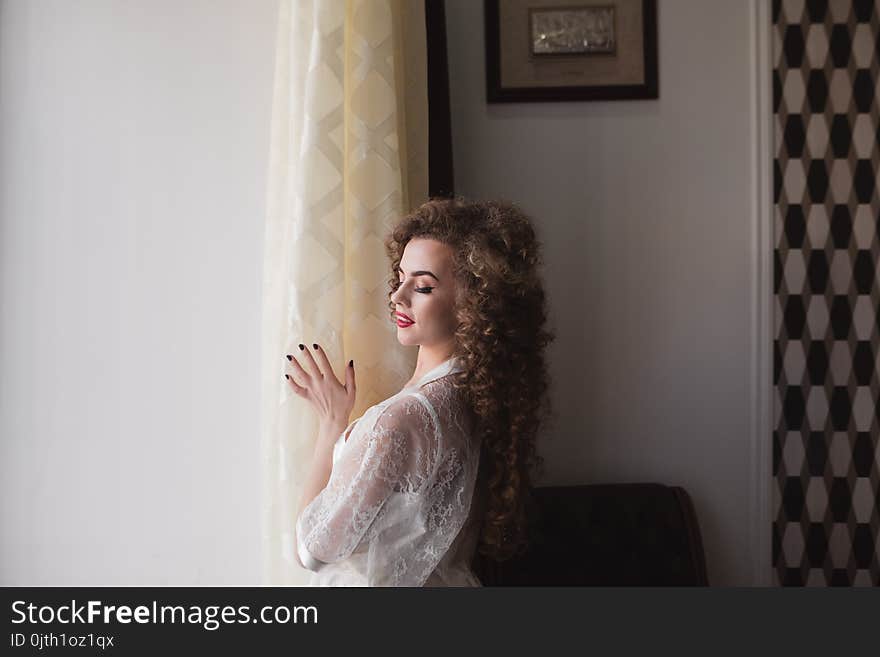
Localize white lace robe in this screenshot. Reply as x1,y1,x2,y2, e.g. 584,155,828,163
295,356,486,586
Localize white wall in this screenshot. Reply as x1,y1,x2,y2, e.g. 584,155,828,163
445,0,763,586
0,0,279,584
1,0,765,587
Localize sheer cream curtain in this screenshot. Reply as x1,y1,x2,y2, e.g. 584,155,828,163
260,0,430,584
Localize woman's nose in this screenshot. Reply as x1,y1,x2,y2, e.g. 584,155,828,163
391,284,409,306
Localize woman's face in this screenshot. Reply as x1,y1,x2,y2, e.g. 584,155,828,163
390,237,458,347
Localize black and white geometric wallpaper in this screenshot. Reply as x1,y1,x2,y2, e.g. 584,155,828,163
773,0,880,586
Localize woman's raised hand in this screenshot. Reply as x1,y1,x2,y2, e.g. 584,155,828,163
285,343,356,428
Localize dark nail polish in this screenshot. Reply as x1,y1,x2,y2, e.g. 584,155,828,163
312,343,318,350
299,344,304,350
350,360,354,367
284,374,289,380
286,355,292,361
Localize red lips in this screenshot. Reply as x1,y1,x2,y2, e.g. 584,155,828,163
395,312,414,326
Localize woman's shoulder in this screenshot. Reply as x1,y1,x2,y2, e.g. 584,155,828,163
415,370,466,398
370,390,435,432
413,376,477,440
358,374,473,441
373,374,457,413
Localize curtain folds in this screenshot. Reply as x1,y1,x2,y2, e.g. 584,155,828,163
260,0,429,584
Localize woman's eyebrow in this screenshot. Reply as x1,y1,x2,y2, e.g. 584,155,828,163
397,266,440,282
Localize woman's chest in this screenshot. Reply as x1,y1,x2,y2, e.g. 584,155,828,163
331,396,400,465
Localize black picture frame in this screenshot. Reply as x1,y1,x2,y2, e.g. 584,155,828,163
485,0,658,102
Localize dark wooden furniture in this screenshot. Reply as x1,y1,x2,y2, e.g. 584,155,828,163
472,483,709,586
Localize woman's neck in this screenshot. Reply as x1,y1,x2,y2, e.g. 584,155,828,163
405,344,455,388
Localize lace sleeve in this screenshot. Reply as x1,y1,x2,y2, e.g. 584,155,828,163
294,397,420,571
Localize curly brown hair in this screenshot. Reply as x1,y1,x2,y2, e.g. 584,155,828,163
384,196,555,562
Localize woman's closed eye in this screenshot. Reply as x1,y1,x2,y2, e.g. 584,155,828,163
396,279,434,294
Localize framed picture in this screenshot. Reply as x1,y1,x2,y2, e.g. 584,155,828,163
485,0,658,102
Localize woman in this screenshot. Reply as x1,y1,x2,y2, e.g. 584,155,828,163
286,197,554,586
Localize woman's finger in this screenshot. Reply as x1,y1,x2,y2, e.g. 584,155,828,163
345,359,356,399
299,343,323,378
311,343,336,381
286,352,311,384
284,373,309,398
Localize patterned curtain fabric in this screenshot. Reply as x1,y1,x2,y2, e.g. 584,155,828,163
260,0,429,584
773,0,880,586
